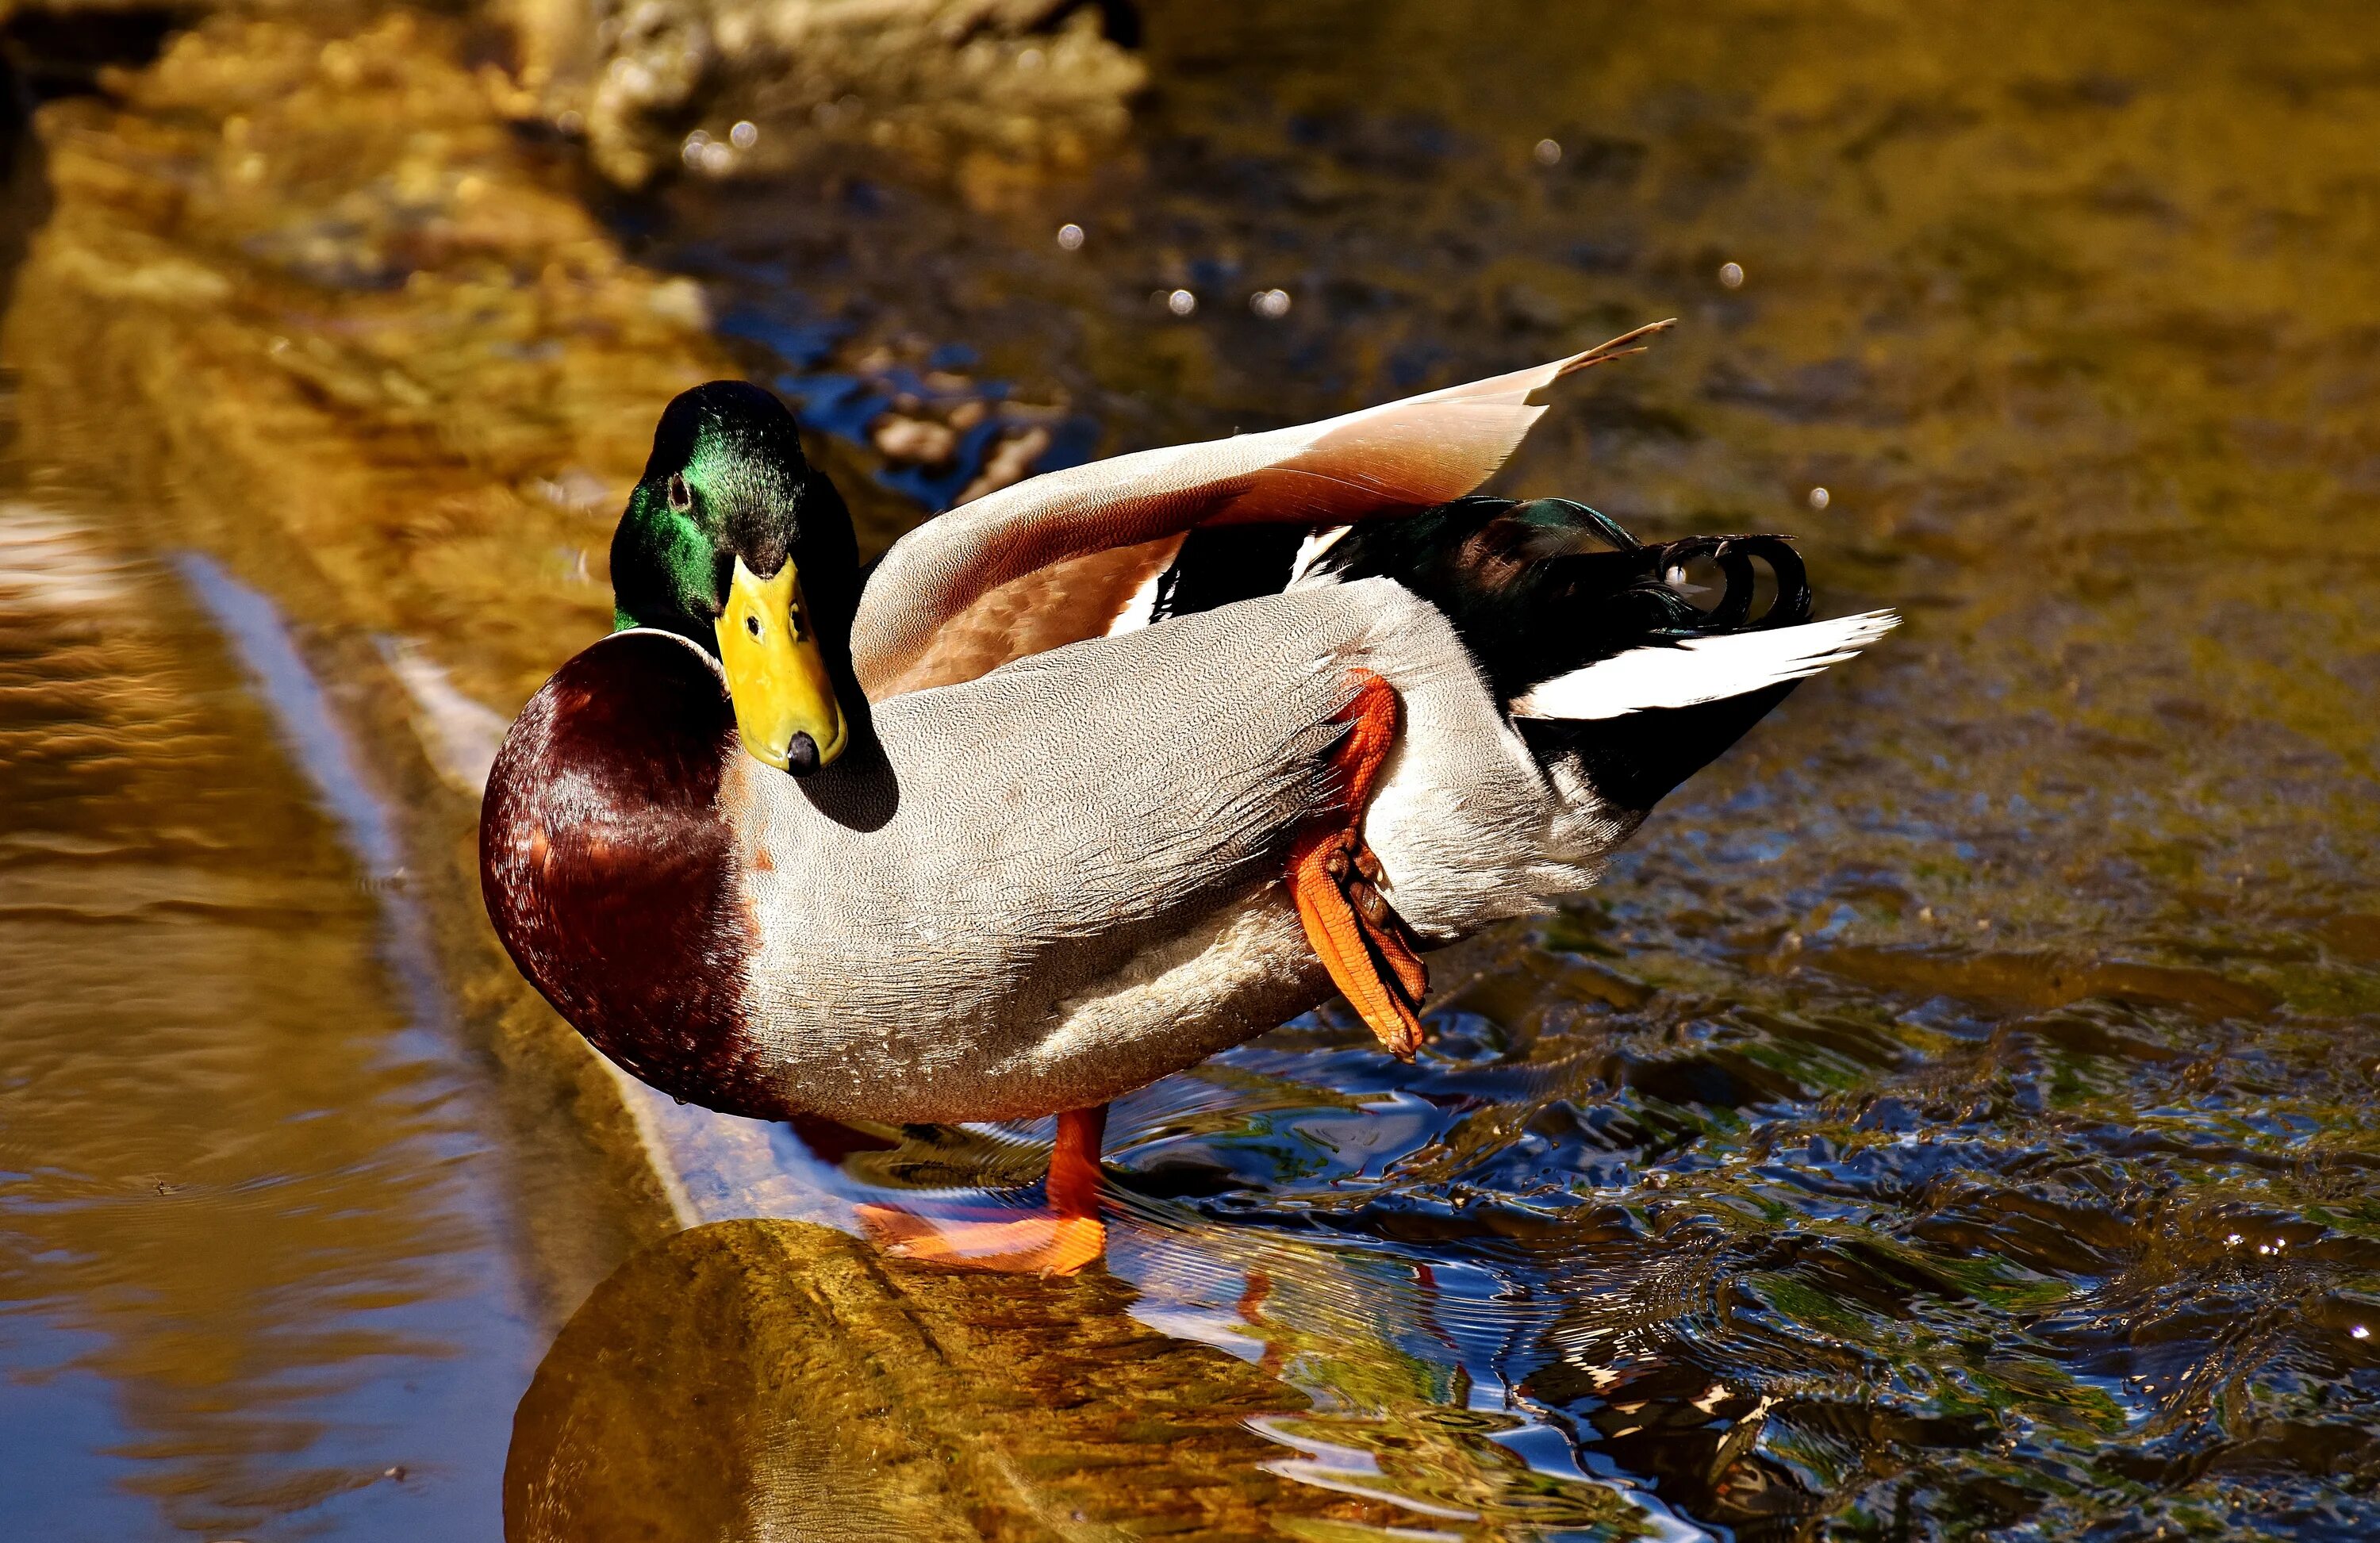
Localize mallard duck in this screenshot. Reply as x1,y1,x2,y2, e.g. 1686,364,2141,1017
481,322,1894,1269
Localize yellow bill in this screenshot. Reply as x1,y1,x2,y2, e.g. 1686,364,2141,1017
715,555,846,773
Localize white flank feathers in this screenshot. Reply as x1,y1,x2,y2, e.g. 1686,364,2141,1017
1104,558,1167,636
1508,609,1898,721
1288,524,1353,585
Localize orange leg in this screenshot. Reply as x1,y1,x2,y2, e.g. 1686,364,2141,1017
858,1103,1109,1276
1289,670,1430,1059
1046,1104,1107,1218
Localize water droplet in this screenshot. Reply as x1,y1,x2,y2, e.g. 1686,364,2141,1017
730,120,758,150
1055,222,1084,251
1250,287,1292,319
2355,1325,2370,1339
1807,486,1831,510
1166,288,1197,317
1534,137,1563,166
1718,260,1745,289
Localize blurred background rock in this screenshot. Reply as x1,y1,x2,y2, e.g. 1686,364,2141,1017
499,0,1142,190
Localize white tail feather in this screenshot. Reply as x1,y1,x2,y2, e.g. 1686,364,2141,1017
1287,524,1353,585
1508,610,1898,721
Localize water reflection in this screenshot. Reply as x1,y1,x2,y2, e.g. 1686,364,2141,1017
0,477,534,1535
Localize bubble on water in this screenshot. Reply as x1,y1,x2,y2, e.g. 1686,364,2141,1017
1719,260,1745,289
1056,222,1085,251
729,120,758,150
1018,47,1045,71
1250,288,1292,319
1166,288,1197,317
700,141,732,175
1808,486,1831,510
1534,137,1563,166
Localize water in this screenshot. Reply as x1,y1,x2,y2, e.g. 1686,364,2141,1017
0,415,537,1537
585,2,2380,1537
6,1,2379,1538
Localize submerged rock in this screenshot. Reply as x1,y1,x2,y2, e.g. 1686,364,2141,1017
498,0,1145,189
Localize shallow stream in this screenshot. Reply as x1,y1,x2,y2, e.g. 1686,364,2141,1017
5,2,2379,1539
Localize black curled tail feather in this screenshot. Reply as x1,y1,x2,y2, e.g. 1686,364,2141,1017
1309,497,1819,816
1302,497,1813,704
1142,495,1822,815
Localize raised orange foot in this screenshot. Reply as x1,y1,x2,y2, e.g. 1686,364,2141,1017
1290,669,1429,1058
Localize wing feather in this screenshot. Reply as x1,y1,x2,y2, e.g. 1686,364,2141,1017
851,321,1674,699
881,536,1182,696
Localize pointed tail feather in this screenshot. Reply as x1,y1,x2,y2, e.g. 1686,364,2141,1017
1509,610,1898,722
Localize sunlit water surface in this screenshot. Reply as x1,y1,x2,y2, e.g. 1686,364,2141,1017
0,409,536,1537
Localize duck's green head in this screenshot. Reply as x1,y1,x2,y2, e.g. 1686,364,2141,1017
610,381,861,775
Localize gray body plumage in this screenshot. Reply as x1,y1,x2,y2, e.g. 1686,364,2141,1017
493,336,1891,1132
720,578,1630,1123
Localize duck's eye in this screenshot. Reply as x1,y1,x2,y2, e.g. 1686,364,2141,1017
744,612,762,638
666,472,693,512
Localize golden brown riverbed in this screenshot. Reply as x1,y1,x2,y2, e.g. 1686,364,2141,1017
4,2,2378,1538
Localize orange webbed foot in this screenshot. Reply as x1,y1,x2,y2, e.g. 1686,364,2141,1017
858,1206,1107,1276
1290,670,1430,1059
855,1105,1109,1276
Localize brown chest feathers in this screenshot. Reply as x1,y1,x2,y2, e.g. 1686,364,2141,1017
479,630,793,1121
